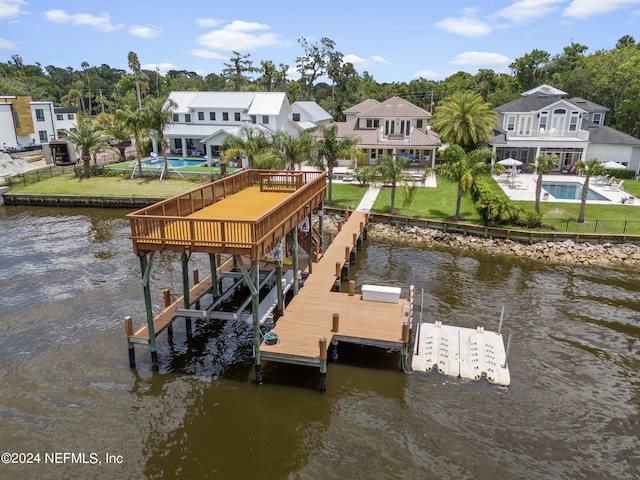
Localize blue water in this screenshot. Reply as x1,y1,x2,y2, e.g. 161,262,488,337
542,182,609,201
141,157,205,168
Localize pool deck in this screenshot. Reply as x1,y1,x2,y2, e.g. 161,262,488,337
496,173,639,205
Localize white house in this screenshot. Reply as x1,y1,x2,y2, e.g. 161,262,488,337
331,96,441,167
162,91,331,159
0,95,58,151
490,85,640,175
53,107,78,136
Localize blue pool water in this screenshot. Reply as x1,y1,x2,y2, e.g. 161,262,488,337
141,157,205,168
542,182,609,201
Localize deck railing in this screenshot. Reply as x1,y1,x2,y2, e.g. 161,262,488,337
127,170,326,260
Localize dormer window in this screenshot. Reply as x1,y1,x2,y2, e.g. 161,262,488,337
592,112,602,125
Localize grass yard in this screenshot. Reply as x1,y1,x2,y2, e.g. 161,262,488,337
8,173,202,197
326,183,368,209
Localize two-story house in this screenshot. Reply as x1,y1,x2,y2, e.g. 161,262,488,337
53,107,78,137
332,96,441,167
490,85,640,175
162,91,331,159
0,95,58,151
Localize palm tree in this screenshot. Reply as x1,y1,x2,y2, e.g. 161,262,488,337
431,91,497,151
314,124,362,205
531,154,559,213
62,119,108,177
116,106,147,177
375,154,416,214
222,124,276,169
437,144,494,220
576,158,607,223
272,131,314,170
104,119,131,162
128,51,143,108
143,96,176,180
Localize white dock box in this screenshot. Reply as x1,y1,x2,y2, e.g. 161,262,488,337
361,284,401,304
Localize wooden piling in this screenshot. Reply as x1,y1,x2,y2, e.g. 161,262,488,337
163,289,173,337
319,337,328,394
348,280,355,296
337,221,342,233
332,313,339,332
401,322,410,371
329,232,334,245
124,316,135,368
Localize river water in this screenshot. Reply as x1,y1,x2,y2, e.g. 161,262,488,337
0,206,638,480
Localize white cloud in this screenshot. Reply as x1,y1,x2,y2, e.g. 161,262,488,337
563,0,640,19
44,9,121,32
344,54,390,69
0,37,18,50
413,69,448,81
435,16,491,37
190,49,228,60
493,0,564,24
370,55,390,65
129,25,162,39
197,20,283,51
0,0,25,19
196,18,224,28
141,62,177,75
450,51,511,66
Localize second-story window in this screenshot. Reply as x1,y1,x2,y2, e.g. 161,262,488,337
262,115,269,124
539,112,548,132
56,114,63,121
569,111,579,131
592,112,602,124
223,112,229,121
210,112,216,121
416,119,423,129
235,112,241,121
36,109,45,122
173,114,179,122
198,112,204,121
185,113,191,123
506,115,516,131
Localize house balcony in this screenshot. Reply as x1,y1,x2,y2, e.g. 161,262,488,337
505,129,589,141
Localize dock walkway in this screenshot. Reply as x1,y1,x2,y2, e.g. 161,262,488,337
261,210,413,367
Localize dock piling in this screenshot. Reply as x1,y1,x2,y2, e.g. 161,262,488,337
124,316,135,368
319,337,328,394
163,289,173,338
332,313,339,332
348,281,355,297
401,322,410,371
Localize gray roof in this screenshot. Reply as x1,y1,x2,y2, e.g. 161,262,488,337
291,101,333,122
521,84,567,96
495,94,567,113
584,121,640,146
568,97,609,112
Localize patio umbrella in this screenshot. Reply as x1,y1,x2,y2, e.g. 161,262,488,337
497,157,523,167
601,161,626,169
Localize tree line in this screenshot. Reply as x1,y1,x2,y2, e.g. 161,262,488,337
1,35,639,137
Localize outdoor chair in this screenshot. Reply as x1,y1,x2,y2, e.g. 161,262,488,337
561,164,576,174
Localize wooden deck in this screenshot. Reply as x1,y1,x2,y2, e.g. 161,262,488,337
261,211,413,366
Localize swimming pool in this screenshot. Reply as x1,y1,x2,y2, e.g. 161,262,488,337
141,157,205,168
541,182,609,201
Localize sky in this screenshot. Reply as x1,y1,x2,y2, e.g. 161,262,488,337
1,0,640,84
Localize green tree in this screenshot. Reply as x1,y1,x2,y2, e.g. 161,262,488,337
509,49,550,90
222,52,256,92
104,119,131,161
431,91,497,151
375,154,416,214
272,131,314,170
143,96,176,180
313,124,362,205
128,51,142,108
116,106,148,176
531,154,559,213
62,118,108,177
575,158,607,223
437,144,494,220
475,194,521,226
222,125,275,169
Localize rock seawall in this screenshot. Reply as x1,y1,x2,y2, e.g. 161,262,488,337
319,215,640,270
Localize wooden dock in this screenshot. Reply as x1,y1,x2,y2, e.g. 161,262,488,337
261,210,413,367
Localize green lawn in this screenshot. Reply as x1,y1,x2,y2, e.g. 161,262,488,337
8,173,202,197
326,183,368,209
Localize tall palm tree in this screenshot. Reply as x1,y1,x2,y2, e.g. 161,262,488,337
116,106,147,177
375,154,416,214
62,119,108,177
222,125,275,169
143,96,176,180
104,119,131,162
576,158,607,223
431,91,497,151
314,124,363,205
128,51,143,108
437,144,494,220
272,130,314,170
531,154,559,213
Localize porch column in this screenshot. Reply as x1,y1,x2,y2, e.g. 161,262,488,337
180,138,187,157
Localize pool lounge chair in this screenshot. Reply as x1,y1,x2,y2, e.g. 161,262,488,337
561,164,576,174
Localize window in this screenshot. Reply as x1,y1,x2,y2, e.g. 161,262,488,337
293,113,300,121
173,114,179,122
262,115,269,124
36,109,45,122
38,130,48,142
250,115,256,124
569,112,579,132
366,119,373,128
223,112,229,121
518,116,532,135
592,112,602,124
416,119,423,129
209,112,216,121
13,112,20,128
67,113,74,120
184,113,191,123
198,112,204,121
56,114,64,121
539,112,548,131
506,115,516,131
234,112,241,122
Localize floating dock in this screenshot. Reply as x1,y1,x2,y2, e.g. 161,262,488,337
412,321,511,386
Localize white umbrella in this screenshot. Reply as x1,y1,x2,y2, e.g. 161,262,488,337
601,161,626,169
497,157,523,167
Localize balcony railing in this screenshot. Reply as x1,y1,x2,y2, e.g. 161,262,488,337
505,129,589,141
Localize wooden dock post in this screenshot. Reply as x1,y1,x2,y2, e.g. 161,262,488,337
193,269,200,309
251,263,262,384
348,280,355,296
209,253,219,297
401,322,410,371
332,313,339,332
163,289,173,338
329,232,334,245
124,316,135,368
337,220,342,233
319,337,328,394
334,262,341,292
181,251,192,339
276,254,284,315
139,253,158,370
307,212,313,274
318,205,324,255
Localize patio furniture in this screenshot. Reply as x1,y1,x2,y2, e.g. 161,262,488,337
561,164,576,174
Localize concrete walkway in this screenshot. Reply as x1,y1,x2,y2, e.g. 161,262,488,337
355,185,381,212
